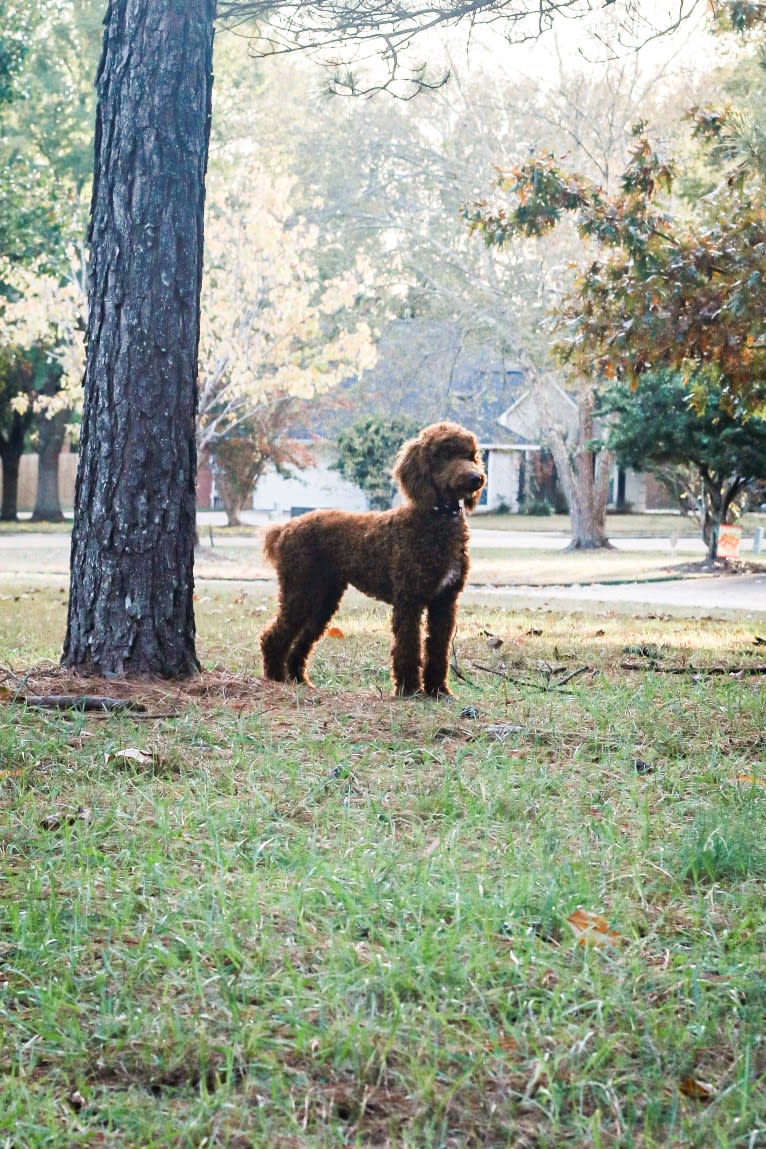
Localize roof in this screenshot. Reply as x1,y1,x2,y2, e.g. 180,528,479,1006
318,318,528,444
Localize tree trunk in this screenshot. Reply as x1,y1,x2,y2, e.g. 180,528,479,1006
537,381,614,550
63,0,215,677
31,409,69,523
0,452,20,521
217,473,244,527
210,437,270,527
701,473,748,561
0,412,28,521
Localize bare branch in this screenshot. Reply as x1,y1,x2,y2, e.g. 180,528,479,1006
216,0,692,95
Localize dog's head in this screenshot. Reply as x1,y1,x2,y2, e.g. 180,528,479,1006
393,422,486,512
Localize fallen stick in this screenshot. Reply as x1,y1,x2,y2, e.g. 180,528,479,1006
13,694,147,712
470,662,587,693
620,663,766,676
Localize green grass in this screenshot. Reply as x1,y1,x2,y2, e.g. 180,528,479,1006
2,588,766,1146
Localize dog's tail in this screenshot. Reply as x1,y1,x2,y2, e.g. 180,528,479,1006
262,524,285,566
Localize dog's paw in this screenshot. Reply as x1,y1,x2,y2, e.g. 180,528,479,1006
424,682,454,699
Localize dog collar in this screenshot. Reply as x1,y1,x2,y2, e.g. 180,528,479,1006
432,502,463,517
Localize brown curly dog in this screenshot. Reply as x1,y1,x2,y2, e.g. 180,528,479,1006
260,422,486,696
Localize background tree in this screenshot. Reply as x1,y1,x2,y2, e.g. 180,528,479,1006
602,371,766,558
0,0,100,265
0,0,100,519
0,251,87,520
466,121,766,412
63,0,717,678
210,406,313,527
198,165,375,526
333,416,419,509
449,50,708,548
0,351,34,521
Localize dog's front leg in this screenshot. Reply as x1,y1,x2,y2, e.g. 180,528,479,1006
423,592,459,697
390,602,424,695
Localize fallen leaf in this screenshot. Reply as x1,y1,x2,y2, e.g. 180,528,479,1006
730,774,766,788
107,747,156,767
566,909,621,947
539,968,559,989
326,626,345,639
494,1032,520,1054
680,1077,715,1101
40,806,92,832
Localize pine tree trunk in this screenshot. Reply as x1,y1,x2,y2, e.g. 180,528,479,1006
63,0,215,677
31,409,68,523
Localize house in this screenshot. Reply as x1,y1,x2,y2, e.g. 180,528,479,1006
198,318,674,515
497,381,663,513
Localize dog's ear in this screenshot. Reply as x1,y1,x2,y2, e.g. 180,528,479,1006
393,433,437,504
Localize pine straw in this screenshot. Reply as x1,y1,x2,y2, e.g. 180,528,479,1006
0,664,454,746
0,663,326,717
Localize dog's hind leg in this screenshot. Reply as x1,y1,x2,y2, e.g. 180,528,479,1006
285,582,345,685
261,565,310,682
260,612,293,682
423,592,459,697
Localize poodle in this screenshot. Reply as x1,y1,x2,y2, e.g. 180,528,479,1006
260,421,486,696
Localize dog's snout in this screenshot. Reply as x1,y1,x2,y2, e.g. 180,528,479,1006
468,471,485,491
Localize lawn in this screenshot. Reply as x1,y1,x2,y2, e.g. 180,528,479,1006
1,587,766,1147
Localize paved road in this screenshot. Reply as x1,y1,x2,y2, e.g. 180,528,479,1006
463,572,766,616
2,525,765,615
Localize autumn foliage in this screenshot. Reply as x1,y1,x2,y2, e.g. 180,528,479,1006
465,123,766,413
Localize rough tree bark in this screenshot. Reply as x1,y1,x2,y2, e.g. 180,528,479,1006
63,0,215,677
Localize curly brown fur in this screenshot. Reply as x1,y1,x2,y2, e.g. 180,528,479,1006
260,422,486,696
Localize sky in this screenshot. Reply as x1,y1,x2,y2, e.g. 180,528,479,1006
368,0,731,95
